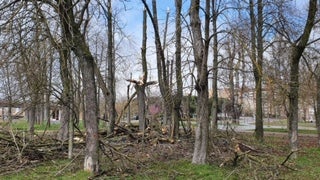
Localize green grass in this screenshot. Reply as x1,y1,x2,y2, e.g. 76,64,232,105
129,160,234,180
280,148,320,179
2,159,234,180
1,119,86,132
10,120,61,131
2,159,91,180
264,128,318,134
265,119,316,128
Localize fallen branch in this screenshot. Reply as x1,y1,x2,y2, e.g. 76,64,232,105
281,150,298,166
280,150,299,171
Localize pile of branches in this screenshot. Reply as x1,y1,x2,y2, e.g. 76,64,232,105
0,127,83,175
209,131,297,179
96,123,193,177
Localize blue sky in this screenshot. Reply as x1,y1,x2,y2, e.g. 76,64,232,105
117,0,180,43
113,0,185,98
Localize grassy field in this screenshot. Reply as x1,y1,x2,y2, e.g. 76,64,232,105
10,119,61,131
264,128,318,135
282,148,320,179
3,160,232,180
3,159,91,180
1,119,86,132
265,118,316,128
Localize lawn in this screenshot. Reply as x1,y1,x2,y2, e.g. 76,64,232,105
10,119,61,131
264,128,318,135
3,159,91,180
265,118,316,128
0,119,86,132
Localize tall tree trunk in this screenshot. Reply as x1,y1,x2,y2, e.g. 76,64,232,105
127,73,132,124
76,43,99,172
153,0,172,126
240,48,246,106
45,54,52,127
5,64,13,123
138,8,148,131
68,98,75,159
256,0,264,140
288,0,317,158
57,42,71,142
190,0,210,164
249,0,264,141
57,0,99,173
28,107,36,138
137,85,146,131
288,47,300,157
316,66,320,147
107,0,116,134
163,5,172,126
171,0,183,139
28,94,38,140
227,40,236,122
211,0,219,131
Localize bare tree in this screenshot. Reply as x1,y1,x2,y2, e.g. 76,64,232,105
55,0,100,172
55,25,72,142
190,0,210,164
134,7,148,131
287,0,317,158
249,0,264,141
225,35,237,122
106,0,117,134
171,0,183,139
210,0,221,130
316,65,320,147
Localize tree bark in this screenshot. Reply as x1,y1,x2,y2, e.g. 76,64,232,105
171,0,183,139
210,0,219,131
137,85,146,131
127,74,132,124
190,0,210,164
4,63,13,123
249,0,264,141
316,66,320,147
226,39,236,122
57,41,71,142
107,0,116,134
45,54,53,128
74,36,99,172
256,0,264,141
137,8,148,132
288,0,317,158
57,0,99,173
